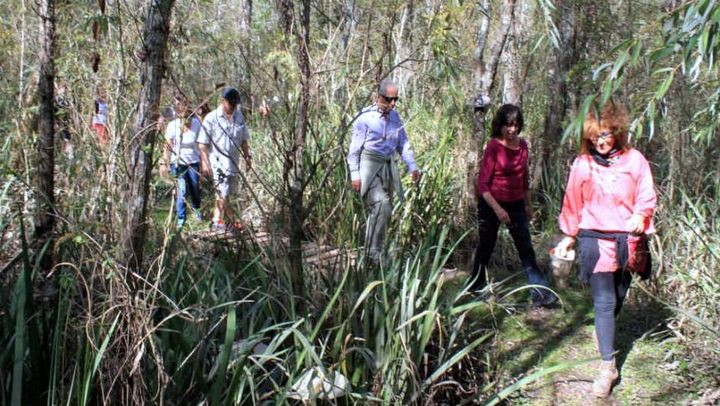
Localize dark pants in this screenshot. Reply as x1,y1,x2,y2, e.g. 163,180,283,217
590,271,632,361
171,163,202,221
471,199,549,302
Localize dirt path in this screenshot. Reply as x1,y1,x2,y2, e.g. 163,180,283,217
488,276,704,405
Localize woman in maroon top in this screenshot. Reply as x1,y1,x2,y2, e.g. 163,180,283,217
471,104,554,307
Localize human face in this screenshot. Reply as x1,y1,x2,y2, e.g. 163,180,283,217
174,98,189,117
377,85,399,115
222,99,237,116
500,120,520,141
591,129,615,154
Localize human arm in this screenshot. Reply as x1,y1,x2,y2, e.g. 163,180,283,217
159,121,174,177
196,116,212,177
240,140,252,170
524,189,533,220
198,144,211,177
557,158,585,255
477,141,509,222
347,115,366,192
523,145,533,219
627,153,657,234
159,143,170,177
395,122,420,183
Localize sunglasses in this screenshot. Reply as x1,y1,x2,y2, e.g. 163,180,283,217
380,94,399,103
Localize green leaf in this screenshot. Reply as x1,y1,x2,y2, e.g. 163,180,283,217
655,72,675,99
209,307,237,404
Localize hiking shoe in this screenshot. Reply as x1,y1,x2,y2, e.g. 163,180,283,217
226,221,245,234
211,220,244,234
592,358,619,398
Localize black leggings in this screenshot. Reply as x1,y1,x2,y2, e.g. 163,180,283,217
590,271,632,361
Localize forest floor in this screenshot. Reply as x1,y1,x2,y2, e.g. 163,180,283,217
471,242,718,406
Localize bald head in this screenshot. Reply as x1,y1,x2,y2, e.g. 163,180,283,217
378,79,397,96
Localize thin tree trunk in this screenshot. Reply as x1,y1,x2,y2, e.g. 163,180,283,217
34,0,56,271
533,1,576,188
288,0,310,311
238,0,252,115
120,0,175,274
395,0,415,94
276,0,307,311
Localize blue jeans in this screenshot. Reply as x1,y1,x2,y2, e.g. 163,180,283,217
171,163,201,221
471,199,550,302
590,271,632,361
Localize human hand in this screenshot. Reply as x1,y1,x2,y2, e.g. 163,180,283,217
411,170,421,184
351,179,361,192
626,214,645,234
555,236,575,258
159,163,168,177
494,207,510,224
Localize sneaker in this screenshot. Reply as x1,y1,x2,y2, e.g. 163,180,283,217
176,219,186,228
226,221,245,234
192,209,203,222
593,358,619,398
211,221,226,232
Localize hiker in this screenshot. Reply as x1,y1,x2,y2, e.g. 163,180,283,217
157,106,175,132
160,95,203,228
198,87,252,232
555,101,656,398
91,86,109,144
347,79,421,264
470,104,555,307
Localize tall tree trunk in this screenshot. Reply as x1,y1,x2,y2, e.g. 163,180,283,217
469,0,515,200
276,0,308,312
34,0,56,267
238,0,252,115
120,0,175,274
395,0,415,94
502,0,530,105
462,0,514,270
289,0,310,312
533,1,576,188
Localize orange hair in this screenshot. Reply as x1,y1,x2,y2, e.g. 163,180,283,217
580,101,630,155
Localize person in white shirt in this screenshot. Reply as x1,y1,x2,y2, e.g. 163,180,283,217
198,87,252,232
160,95,203,228
91,86,109,144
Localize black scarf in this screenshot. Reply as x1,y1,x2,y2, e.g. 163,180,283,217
591,147,622,167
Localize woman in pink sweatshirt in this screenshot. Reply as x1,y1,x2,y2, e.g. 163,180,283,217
555,101,656,398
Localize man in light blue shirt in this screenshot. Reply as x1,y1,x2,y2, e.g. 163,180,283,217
347,79,421,263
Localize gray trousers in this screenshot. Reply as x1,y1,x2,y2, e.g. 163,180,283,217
365,174,393,263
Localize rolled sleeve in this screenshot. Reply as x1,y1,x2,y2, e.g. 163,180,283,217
347,119,365,180
396,126,418,173
477,144,496,196
558,158,584,237
633,155,656,219
197,117,211,145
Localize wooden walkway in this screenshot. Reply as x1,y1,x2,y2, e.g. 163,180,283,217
188,228,358,270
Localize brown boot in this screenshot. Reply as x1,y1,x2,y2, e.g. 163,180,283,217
593,358,619,398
